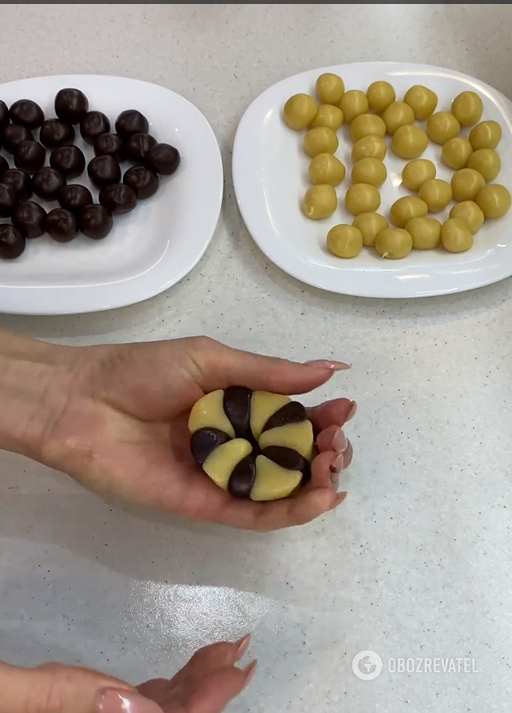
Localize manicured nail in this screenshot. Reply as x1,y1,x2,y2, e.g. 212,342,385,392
331,491,348,508
97,690,164,713
331,428,348,453
304,359,350,371
244,659,258,686
236,633,251,660
346,401,357,421
329,452,344,473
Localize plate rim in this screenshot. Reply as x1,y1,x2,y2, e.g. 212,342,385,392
233,61,512,299
0,74,224,315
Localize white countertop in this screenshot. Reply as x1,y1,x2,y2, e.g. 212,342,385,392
1,4,512,712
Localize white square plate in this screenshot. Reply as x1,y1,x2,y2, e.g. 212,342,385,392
0,75,223,315
233,62,512,298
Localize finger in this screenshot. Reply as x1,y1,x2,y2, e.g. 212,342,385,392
342,439,353,469
187,638,250,672
316,425,347,453
309,449,339,489
215,486,344,532
178,663,255,713
186,338,349,394
0,660,148,713
307,398,356,433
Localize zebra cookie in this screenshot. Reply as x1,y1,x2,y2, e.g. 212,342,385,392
188,386,314,501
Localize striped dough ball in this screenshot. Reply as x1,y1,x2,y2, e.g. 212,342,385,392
188,387,314,501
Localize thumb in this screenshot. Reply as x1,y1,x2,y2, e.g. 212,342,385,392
189,337,350,394
0,661,163,713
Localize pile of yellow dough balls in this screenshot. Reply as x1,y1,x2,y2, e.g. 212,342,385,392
283,73,511,259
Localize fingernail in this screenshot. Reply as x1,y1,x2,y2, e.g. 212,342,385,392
97,689,164,713
244,659,258,686
347,401,357,421
331,491,347,509
304,359,350,371
331,428,348,453
329,452,344,473
235,633,251,660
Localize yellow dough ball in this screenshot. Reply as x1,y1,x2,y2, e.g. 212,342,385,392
349,113,386,142
352,135,387,162
449,201,485,233
451,168,486,202
391,124,429,159
316,73,345,105
351,157,387,187
304,126,339,158
308,153,346,186
441,137,473,170
381,101,415,135
367,80,396,113
375,227,413,259
302,184,337,220
339,90,369,123
405,217,442,250
352,212,389,247
403,84,438,120
467,148,501,182
401,159,436,191
283,93,318,130
418,178,452,212
326,224,363,258
311,104,344,131
344,183,381,216
469,120,502,150
441,218,474,253
475,184,512,218
390,196,428,228
451,91,483,127
426,111,460,145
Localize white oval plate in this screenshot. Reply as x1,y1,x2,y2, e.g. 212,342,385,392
233,62,512,298
0,75,223,315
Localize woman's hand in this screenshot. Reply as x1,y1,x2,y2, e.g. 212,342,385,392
0,332,355,530
0,638,254,713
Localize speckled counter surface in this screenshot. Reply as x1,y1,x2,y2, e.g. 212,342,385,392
1,4,512,712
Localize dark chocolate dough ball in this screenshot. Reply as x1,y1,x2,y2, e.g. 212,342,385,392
0,183,19,217
127,132,156,163
115,109,149,139
80,111,111,145
32,166,65,201
0,100,9,131
146,143,180,176
2,169,32,201
0,156,9,176
9,99,44,129
12,201,47,238
87,155,121,189
79,204,113,240
123,165,159,199
14,140,46,172
50,145,85,178
45,208,78,242
0,224,25,259
55,88,89,124
3,124,32,153
57,184,93,213
94,132,126,162
99,183,137,214
39,119,75,148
